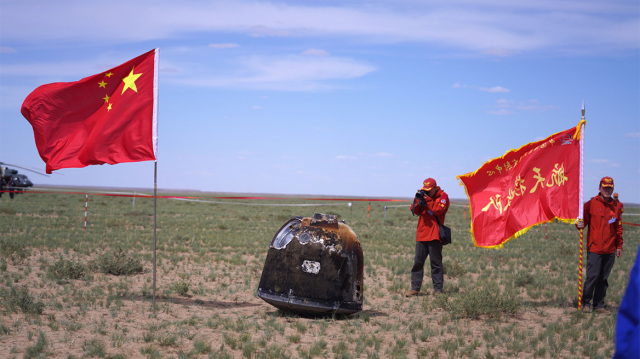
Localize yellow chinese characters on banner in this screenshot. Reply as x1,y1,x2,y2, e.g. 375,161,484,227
457,123,583,248
482,162,569,216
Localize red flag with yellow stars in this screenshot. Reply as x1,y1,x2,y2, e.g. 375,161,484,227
21,49,158,174
456,121,584,248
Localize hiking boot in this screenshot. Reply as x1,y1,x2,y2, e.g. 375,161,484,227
582,304,591,313
594,307,610,314
406,290,420,297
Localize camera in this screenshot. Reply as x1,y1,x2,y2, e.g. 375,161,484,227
415,190,428,206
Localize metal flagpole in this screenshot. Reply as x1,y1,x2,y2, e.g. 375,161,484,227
151,48,159,317
578,102,585,310
153,161,157,316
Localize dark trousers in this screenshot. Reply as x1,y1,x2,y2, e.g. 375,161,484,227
410,240,443,292
582,251,616,309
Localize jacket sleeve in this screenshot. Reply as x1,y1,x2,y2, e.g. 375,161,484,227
410,197,424,216
616,205,624,249
426,191,449,218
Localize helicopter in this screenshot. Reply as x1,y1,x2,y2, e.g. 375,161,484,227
0,162,45,199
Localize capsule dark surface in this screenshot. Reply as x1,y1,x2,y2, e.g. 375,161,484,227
256,213,364,315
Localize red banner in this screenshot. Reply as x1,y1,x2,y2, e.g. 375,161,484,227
21,49,158,174
457,121,584,248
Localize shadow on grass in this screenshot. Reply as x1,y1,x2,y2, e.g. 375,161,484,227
264,308,388,320
131,295,262,309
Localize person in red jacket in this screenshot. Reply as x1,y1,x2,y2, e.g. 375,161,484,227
613,192,624,220
406,178,450,297
576,176,624,313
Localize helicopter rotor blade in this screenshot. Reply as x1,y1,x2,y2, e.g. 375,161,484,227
0,162,49,177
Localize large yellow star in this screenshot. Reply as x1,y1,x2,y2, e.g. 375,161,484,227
121,67,142,95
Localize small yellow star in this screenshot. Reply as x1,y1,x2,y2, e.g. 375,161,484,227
121,67,142,95
102,94,110,103
107,103,113,111
105,72,113,77
98,81,108,88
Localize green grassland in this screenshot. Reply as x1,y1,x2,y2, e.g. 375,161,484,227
0,188,638,358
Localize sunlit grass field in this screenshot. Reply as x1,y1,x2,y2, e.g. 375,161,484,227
0,187,638,358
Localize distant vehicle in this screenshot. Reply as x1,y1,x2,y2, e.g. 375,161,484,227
1,162,41,199
257,213,364,315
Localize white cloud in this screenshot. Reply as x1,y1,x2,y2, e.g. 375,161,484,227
1,0,637,55
209,43,239,49
454,83,510,93
479,86,510,93
0,61,106,78
495,98,513,107
480,48,520,57
178,54,376,90
373,152,394,158
242,55,374,81
515,100,556,112
302,49,330,57
624,132,640,138
488,98,555,115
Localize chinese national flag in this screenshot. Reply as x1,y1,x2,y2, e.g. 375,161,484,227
21,49,158,174
456,122,584,248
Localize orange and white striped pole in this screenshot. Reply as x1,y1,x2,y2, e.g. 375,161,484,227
579,229,583,309
84,193,88,231
577,103,585,310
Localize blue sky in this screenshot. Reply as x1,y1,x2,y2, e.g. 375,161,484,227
1,0,638,202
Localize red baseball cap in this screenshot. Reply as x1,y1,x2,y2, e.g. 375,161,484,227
600,177,614,188
420,178,436,191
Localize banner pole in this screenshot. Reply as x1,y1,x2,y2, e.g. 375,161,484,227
153,161,157,316
579,229,583,309
578,102,585,310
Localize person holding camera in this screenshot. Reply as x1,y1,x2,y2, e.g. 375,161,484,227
406,178,450,297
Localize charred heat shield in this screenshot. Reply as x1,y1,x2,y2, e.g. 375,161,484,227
257,213,364,315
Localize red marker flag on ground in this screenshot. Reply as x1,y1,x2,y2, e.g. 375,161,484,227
21,49,158,174
456,121,584,248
